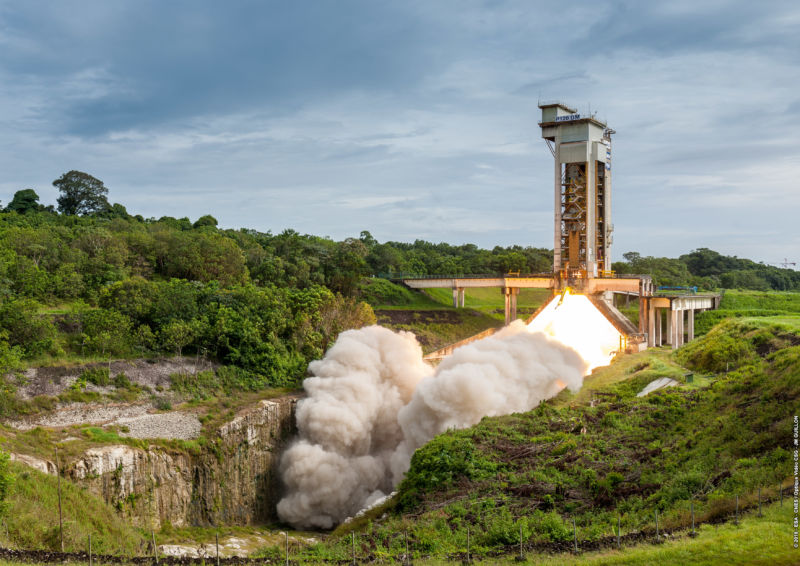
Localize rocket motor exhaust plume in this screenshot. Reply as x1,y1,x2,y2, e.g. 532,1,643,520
528,290,623,371
277,320,589,529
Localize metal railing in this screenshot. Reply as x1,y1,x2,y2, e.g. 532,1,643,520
376,272,554,281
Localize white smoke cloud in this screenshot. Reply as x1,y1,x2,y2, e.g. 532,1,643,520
277,321,587,529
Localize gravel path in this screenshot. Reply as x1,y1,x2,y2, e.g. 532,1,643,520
7,402,201,440
117,411,202,440
9,403,150,430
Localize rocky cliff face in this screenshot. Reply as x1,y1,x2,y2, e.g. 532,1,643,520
67,396,298,528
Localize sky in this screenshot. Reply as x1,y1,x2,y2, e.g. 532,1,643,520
1,0,798,264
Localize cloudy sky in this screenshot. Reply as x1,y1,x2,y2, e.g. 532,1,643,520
1,1,798,263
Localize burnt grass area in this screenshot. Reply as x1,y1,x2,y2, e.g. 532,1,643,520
331,318,799,557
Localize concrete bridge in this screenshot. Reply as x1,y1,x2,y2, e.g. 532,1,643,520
403,275,553,325
641,294,720,348
401,274,719,351
402,274,652,326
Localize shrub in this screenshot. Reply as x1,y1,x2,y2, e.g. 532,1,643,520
79,308,133,356
532,510,572,543
81,367,110,386
154,398,172,411
397,432,499,509
112,372,132,389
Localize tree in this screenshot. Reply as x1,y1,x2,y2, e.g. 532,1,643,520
0,299,57,358
159,320,196,357
7,189,40,213
78,308,132,356
53,170,110,215
193,214,218,229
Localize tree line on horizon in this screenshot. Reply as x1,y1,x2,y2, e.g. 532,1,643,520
0,168,797,398
5,170,799,294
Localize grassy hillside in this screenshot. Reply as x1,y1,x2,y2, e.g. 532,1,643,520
422,287,551,320
694,289,800,335
412,501,794,565
0,461,145,554
360,278,554,353
312,317,797,562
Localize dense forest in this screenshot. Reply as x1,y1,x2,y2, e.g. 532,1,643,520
612,250,800,291
1,170,798,387
0,172,553,389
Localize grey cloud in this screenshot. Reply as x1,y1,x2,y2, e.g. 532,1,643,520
0,1,798,263
580,1,794,56
2,1,444,136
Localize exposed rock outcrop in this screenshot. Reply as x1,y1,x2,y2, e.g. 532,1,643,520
9,453,57,475
66,395,298,528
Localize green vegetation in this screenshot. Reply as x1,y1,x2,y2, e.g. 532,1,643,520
0,501,791,564
694,289,800,335
303,318,797,562
614,248,800,291
358,277,443,308
0,451,11,518
411,502,794,565
558,347,690,407
0,461,145,554
423,287,551,320
2,173,799,563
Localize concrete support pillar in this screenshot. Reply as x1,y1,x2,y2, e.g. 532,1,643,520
677,309,685,348
665,308,672,346
670,308,680,349
502,287,519,325
452,288,459,308
687,308,695,342
460,288,466,308
655,309,662,346
553,135,562,271
647,300,656,348
639,296,646,335
510,288,518,322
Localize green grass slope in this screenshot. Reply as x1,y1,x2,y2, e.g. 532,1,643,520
0,461,145,554
694,289,800,335
326,317,797,561
361,278,554,353
412,501,795,565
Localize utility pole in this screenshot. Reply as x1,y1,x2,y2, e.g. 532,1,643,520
54,446,64,552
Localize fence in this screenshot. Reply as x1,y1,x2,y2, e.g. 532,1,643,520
0,484,791,564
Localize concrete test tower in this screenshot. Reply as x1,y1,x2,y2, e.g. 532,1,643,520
403,101,720,355
538,102,614,284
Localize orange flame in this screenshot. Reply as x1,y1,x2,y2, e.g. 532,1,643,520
527,290,622,373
